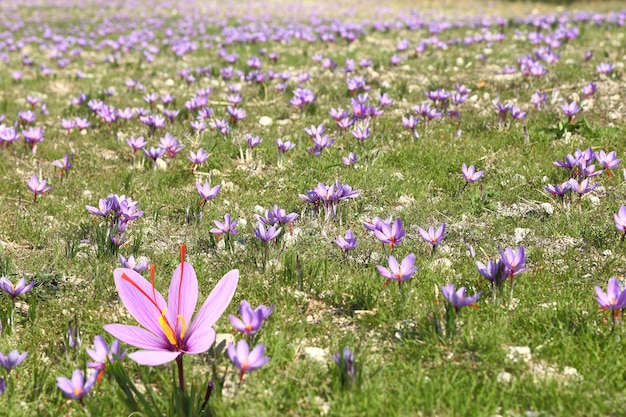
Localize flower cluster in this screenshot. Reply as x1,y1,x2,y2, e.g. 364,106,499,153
86,194,144,247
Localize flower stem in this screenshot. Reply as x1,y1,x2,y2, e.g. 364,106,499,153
176,354,185,394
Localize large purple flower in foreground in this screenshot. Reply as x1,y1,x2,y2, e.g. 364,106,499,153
104,245,239,365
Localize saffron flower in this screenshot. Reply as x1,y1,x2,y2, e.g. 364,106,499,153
377,254,418,288
0,350,27,373
227,340,269,382
27,175,51,202
104,245,239,365
335,230,357,252
86,335,126,375
418,224,446,247
57,369,98,401
499,246,528,278
373,218,405,249
254,223,281,243
461,163,484,183
441,284,481,312
0,277,34,300
596,278,626,310
229,300,270,336
52,154,73,178
333,346,356,384
614,206,626,240
119,254,149,273
196,182,220,206
210,214,238,235
596,151,621,176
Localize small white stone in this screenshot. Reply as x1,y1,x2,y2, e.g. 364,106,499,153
589,196,600,205
83,190,92,199
540,203,554,214
303,347,328,363
156,158,167,171
497,371,512,384
259,116,273,126
514,228,532,244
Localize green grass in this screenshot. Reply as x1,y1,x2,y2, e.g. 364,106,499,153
1,1,626,416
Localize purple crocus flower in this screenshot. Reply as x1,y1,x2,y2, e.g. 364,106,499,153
462,163,484,183
227,340,269,382
196,182,220,206
27,175,51,202
187,149,209,166
210,214,238,235
596,62,614,75
229,300,266,335
499,246,528,278
582,82,597,98
377,254,418,287
335,230,357,252
57,369,98,401
126,136,147,157
596,278,626,310
119,254,149,273
52,154,73,177
596,151,621,175
104,246,239,365
86,335,126,375
254,223,281,243
476,259,506,286
333,346,356,382
143,147,166,165
22,126,44,155
561,101,581,121
275,138,295,154
86,198,111,217
441,284,481,312
0,350,27,372
373,218,405,249
543,182,571,198
614,206,626,239
418,224,446,246
568,178,598,196
342,152,359,166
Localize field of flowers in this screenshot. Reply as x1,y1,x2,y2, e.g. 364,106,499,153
0,0,626,415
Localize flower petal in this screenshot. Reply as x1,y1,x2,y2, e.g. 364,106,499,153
104,324,168,350
167,262,198,331
187,270,239,337
184,327,216,354
129,350,181,366
113,268,167,335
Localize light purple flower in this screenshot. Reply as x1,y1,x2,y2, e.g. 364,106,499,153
462,164,484,183
210,214,238,235
373,218,405,249
86,335,126,372
104,246,239,365
254,223,281,243
377,254,418,286
596,278,626,310
614,206,626,233
335,230,357,252
229,300,266,335
227,340,269,382
27,175,51,202
196,182,220,205
441,284,481,312
119,255,149,273
57,369,98,400
0,350,27,372
418,224,446,246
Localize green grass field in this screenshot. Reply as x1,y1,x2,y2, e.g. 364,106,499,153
0,1,625,416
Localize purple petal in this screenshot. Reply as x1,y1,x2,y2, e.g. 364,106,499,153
113,268,167,335
186,270,239,337
166,261,198,332
129,350,181,366
103,324,167,350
